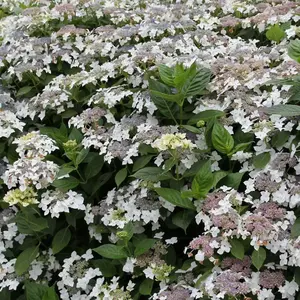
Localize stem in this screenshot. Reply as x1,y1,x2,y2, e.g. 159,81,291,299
179,105,183,127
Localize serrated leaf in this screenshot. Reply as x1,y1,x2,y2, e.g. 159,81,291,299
230,239,245,260
134,239,157,257
93,244,128,259
271,131,290,148
253,152,271,169
42,286,59,300
181,125,202,134
263,104,300,117
25,281,48,300
91,259,117,277
212,121,234,154
115,168,127,187
266,24,285,43
15,245,39,276
75,148,89,166
84,154,104,180
252,247,266,270
212,171,228,187
155,188,196,210
182,67,211,97
192,160,214,197
159,64,174,86
52,227,71,254
56,165,76,179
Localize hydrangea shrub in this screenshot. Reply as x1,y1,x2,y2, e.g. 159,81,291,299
1,0,300,299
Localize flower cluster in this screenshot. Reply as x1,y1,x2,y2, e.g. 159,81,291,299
1,0,300,299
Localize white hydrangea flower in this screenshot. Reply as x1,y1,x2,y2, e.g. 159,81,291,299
39,190,85,218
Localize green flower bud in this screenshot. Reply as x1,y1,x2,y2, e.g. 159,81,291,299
196,120,205,127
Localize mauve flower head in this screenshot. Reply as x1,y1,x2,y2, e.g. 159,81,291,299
158,285,192,300
245,214,273,238
188,235,214,258
254,202,286,221
211,213,237,230
221,256,252,277
259,270,285,289
201,191,227,213
215,270,250,296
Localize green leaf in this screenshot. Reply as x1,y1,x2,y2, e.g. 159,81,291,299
154,188,196,210
15,212,48,234
271,131,290,148
56,165,76,179
230,239,245,260
291,218,300,238
84,154,104,180
252,247,266,270
131,167,173,181
188,110,225,125
52,227,71,254
39,127,68,145
132,155,154,172
212,121,234,154
16,86,33,97
75,148,89,166
294,268,300,285
182,67,211,97
15,245,39,276
134,239,157,257
172,210,195,233
266,24,285,43
229,142,252,155
218,172,245,190
150,89,182,103
288,40,300,63
212,171,228,187
52,176,80,191
115,168,127,187
181,125,202,134
139,279,153,296
263,104,300,116
159,65,174,86
93,244,128,259
69,127,83,143
192,160,214,197
174,62,190,90
25,281,48,300
253,152,271,169
91,259,117,277
42,286,59,300
60,109,78,119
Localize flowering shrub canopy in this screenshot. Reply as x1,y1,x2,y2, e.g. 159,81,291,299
1,0,300,299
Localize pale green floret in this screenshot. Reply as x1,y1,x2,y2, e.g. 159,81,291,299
152,133,195,151
3,187,38,207
152,263,174,281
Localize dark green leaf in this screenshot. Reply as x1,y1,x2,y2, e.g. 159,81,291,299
69,127,83,143
25,281,48,300
52,176,80,191
271,131,290,148
192,160,214,197
132,155,154,172
115,168,127,187
84,154,104,180
56,165,76,179
52,227,71,254
288,40,300,63
131,167,173,181
218,172,245,190
139,279,153,296
154,188,196,210
212,171,228,187
16,86,33,97
42,286,59,300
172,210,195,233
75,148,89,166
91,259,117,277
181,125,202,134
252,247,266,270
93,244,128,259
134,239,157,257
15,245,39,276
230,239,245,260
291,218,300,238
253,152,271,169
